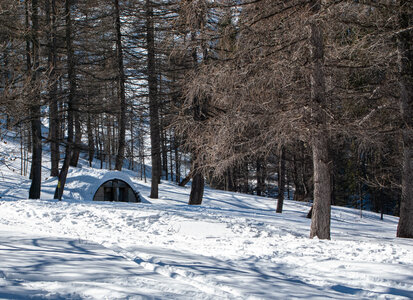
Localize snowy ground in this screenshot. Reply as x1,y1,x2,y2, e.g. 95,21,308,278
0,136,412,299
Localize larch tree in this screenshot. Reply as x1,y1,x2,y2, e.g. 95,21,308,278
172,0,398,239
45,0,60,177
0,0,409,236
28,0,43,200
54,0,76,200
396,0,413,238
114,0,127,171
147,0,161,198
308,0,331,239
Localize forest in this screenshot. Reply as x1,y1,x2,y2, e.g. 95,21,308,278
0,0,412,240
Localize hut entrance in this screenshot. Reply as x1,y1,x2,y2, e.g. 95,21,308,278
93,179,139,202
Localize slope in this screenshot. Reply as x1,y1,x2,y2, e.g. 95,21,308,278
0,132,412,299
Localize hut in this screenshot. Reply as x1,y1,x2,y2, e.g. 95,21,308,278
91,172,141,203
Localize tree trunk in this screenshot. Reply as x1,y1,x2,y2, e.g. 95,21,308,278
69,0,80,168
310,131,331,238
25,0,31,180
28,0,42,200
169,130,174,180
307,206,313,219
130,118,134,170
225,167,234,191
54,0,75,200
107,117,112,169
309,0,331,239
69,111,81,167
286,170,290,200
276,147,286,213
380,190,384,221
114,0,126,171
146,0,161,198
179,173,191,187
256,159,263,196
292,154,304,201
29,108,42,199
161,126,168,180
397,0,413,238
87,110,94,167
46,0,59,177
174,135,181,183
54,140,72,200
243,161,249,194
189,163,204,205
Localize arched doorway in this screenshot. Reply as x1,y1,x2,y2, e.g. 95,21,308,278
93,179,140,202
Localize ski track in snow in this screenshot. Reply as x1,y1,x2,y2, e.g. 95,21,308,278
0,135,412,299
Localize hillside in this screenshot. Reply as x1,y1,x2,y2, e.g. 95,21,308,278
0,134,412,299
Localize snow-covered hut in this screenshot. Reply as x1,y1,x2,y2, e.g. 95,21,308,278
91,172,141,203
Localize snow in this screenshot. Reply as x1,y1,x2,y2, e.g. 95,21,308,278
0,135,413,299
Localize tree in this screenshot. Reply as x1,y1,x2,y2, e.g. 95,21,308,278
276,147,286,213
146,0,161,198
114,0,127,171
396,0,413,238
28,0,43,200
45,0,60,177
308,0,331,239
54,0,75,200
0,0,408,232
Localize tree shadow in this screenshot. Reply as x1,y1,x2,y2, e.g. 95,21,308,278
0,232,205,299
125,245,413,299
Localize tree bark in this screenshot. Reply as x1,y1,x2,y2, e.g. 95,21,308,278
397,0,413,238
114,0,126,171
189,163,204,205
28,0,42,199
146,0,161,198
276,147,286,213
309,0,331,239
310,131,331,238
188,94,208,204
54,0,75,200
